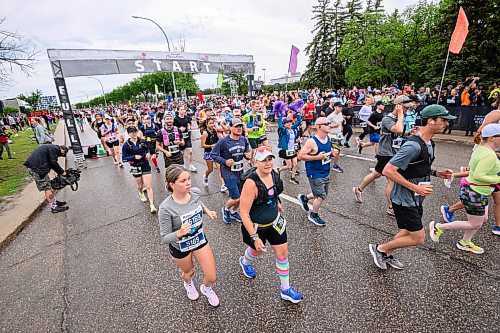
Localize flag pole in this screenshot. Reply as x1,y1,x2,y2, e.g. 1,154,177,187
437,50,450,105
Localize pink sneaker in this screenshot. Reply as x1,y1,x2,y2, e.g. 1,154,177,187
200,284,220,307
183,280,199,301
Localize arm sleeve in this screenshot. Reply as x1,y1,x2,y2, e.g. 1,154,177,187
292,115,302,129
158,205,179,245
474,154,500,184
49,147,65,175
277,116,284,129
210,140,226,165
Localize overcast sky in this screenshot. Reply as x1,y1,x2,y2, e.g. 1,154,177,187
2,0,416,103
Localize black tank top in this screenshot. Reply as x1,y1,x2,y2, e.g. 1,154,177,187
204,129,219,153
248,173,279,225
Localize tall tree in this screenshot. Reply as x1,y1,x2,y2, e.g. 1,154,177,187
302,0,336,88
430,0,499,87
18,89,43,109
0,18,38,86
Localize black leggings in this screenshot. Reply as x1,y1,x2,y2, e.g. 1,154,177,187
343,125,353,143
358,125,369,140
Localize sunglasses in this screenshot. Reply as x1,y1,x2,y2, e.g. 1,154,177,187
316,122,332,126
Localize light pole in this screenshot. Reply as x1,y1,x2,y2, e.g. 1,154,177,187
78,90,89,108
132,15,178,100
262,68,266,84
87,77,107,107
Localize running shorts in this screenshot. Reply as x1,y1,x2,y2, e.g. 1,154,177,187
242,224,287,250
392,203,423,232
460,183,489,216
168,241,209,259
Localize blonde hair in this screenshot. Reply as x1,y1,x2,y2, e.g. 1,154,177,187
164,165,188,192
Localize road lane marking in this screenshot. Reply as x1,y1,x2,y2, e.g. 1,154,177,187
280,193,312,210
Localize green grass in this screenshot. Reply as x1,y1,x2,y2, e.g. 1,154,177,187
0,128,39,203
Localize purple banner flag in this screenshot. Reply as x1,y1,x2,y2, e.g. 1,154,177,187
288,45,300,74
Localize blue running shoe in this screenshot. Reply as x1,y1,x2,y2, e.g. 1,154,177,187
492,226,500,235
280,287,303,303
221,207,232,224
332,164,344,173
239,256,256,279
231,211,242,223
440,205,454,223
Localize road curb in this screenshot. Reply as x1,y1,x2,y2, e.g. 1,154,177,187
0,120,67,251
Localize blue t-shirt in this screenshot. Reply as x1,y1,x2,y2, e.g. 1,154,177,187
210,135,250,180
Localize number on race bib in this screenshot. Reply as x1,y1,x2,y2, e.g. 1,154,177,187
168,145,179,153
231,161,244,172
272,214,287,235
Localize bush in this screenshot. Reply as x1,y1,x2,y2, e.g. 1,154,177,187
2,106,18,114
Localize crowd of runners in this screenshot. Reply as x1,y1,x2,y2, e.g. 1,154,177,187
67,90,499,307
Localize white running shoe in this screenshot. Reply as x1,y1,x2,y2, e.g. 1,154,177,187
220,185,228,192
183,280,199,301
200,284,220,307
203,177,209,186
188,164,197,172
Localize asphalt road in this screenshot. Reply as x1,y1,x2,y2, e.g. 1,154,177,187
1,122,499,333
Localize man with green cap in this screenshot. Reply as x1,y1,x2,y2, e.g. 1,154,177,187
369,104,456,270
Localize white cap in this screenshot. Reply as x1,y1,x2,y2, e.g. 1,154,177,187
254,147,275,161
481,123,500,138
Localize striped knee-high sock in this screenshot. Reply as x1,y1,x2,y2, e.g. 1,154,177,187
275,257,290,290
242,247,258,265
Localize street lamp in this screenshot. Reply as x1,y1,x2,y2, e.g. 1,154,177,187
262,68,266,84
132,15,178,100
87,77,107,107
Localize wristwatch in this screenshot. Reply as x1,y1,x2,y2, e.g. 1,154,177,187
250,234,259,242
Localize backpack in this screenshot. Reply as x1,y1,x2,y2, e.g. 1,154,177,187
240,167,283,205
85,145,98,159
51,169,82,191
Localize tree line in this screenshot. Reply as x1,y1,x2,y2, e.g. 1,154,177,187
302,0,499,89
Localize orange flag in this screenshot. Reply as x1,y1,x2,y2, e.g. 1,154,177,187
448,7,469,54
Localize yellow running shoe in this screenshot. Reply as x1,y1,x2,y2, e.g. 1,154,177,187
456,240,484,254
139,192,147,202
429,221,443,243
150,204,157,214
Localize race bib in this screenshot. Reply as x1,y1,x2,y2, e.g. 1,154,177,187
294,143,299,151
146,137,151,142
130,166,142,175
231,160,244,172
286,150,296,157
259,134,267,141
178,228,207,252
168,145,179,153
376,122,382,129
392,137,403,149
180,206,204,234
182,132,189,139
272,214,287,235
322,152,332,165
408,122,415,129
360,122,367,128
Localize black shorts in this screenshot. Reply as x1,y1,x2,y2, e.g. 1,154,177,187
305,119,314,126
164,152,184,168
168,241,208,259
375,155,393,174
248,138,260,149
181,137,192,150
278,149,297,160
132,163,152,178
106,140,119,148
242,224,287,250
145,142,157,155
393,203,423,232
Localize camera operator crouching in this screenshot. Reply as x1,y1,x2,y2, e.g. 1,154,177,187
23,144,70,213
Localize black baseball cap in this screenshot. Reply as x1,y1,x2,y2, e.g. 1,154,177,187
333,102,342,107
375,101,385,106
127,126,138,133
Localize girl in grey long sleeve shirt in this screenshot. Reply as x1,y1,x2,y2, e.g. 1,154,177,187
159,165,219,307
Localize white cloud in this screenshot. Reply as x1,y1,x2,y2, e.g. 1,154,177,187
1,0,416,101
